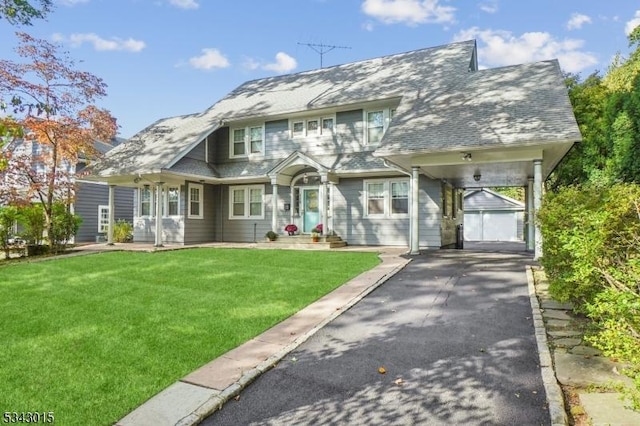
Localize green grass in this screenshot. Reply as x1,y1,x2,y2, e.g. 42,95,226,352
0,248,380,425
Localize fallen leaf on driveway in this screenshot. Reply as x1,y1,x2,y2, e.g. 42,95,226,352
394,378,404,385
378,367,386,374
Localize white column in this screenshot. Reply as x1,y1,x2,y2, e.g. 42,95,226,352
107,185,115,245
526,178,534,252
533,160,543,259
329,183,335,236
410,166,420,255
272,183,279,233
320,180,328,235
154,182,164,247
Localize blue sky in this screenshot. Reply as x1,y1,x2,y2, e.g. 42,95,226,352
1,0,639,138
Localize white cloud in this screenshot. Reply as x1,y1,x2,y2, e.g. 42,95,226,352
361,0,455,25
263,52,298,73
453,27,598,73
57,0,89,6
169,0,199,9
188,48,230,70
625,10,640,35
566,13,592,30
479,0,499,14
56,33,146,52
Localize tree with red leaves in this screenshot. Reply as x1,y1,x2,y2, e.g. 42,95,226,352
0,32,117,248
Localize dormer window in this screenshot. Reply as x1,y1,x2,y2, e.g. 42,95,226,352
290,115,335,138
364,108,396,144
230,125,264,158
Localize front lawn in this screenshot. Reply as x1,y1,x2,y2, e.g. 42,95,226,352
0,248,380,425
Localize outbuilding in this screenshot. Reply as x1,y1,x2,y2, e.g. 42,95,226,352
464,189,525,242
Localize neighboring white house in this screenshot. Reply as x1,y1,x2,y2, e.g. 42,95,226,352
464,189,525,242
86,40,582,257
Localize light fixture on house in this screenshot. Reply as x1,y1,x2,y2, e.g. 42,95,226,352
461,152,472,161
303,173,308,184
133,176,141,184
473,171,481,182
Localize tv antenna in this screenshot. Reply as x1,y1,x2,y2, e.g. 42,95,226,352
298,42,351,68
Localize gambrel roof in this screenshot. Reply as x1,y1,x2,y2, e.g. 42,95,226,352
90,39,580,182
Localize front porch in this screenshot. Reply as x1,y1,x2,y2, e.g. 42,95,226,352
257,234,347,250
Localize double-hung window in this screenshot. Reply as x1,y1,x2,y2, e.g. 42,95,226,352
167,186,180,216
365,108,396,144
140,186,152,216
230,185,264,219
364,179,409,217
230,125,264,157
188,183,203,219
98,205,109,233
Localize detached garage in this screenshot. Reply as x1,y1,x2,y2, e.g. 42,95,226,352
464,189,525,242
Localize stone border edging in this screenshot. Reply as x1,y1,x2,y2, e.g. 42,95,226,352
526,266,568,426
175,253,412,426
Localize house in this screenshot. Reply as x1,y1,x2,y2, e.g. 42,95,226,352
463,189,525,242
87,40,581,258
74,139,134,243
0,137,133,244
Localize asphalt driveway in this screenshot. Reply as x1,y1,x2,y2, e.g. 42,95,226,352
202,249,548,425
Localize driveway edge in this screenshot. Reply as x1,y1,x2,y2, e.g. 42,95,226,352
119,251,411,426
526,266,568,426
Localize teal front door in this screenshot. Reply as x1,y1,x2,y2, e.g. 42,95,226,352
302,188,320,233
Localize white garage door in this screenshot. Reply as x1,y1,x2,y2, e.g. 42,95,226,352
464,211,518,241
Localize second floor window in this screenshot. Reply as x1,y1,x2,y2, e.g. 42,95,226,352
365,108,396,144
290,116,335,138
230,125,264,158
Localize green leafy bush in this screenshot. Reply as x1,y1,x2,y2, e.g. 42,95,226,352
0,206,19,258
113,219,133,243
18,203,46,246
538,183,640,409
49,202,82,253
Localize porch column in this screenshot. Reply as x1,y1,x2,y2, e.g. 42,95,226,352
154,182,164,247
328,183,335,236
272,183,278,233
107,185,115,245
533,160,543,259
526,177,535,252
410,166,420,255
320,179,328,235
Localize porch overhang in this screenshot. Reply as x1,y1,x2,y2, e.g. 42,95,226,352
376,140,576,188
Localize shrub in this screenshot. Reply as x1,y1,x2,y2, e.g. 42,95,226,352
265,230,277,241
538,183,640,409
18,204,46,246
49,202,82,253
0,206,19,259
113,219,133,243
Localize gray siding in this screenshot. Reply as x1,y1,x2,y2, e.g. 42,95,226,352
183,182,216,244
75,182,134,243
218,184,272,242
184,140,206,161
331,175,442,247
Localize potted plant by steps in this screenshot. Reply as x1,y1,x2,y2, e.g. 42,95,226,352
311,224,322,243
265,230,278,242
284,224,298,236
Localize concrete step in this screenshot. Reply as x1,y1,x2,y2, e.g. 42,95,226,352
258,235,347,250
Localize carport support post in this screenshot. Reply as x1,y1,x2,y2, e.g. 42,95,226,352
410,166,420,255
526,177,534,252
154,182,164,247
107,185,115,245
533,160,543,259
271,183,278,234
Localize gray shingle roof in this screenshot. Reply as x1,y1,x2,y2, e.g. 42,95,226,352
375,59,581,155
92,40,477,178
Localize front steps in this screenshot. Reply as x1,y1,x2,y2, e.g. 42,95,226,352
256,234,347,250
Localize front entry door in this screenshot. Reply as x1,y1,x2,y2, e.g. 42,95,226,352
302,188,320,233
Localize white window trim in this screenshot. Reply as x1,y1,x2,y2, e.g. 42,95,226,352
165,186,180,217
98,205,109,233
229,184,265,220
229,124,265,158
289,114,335,138
188,183,204,219
364,107,396,145
139,186,153,217
363,178,410,218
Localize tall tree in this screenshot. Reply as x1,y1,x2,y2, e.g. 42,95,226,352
0,0,52,25
0,32,117,248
